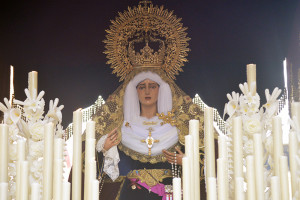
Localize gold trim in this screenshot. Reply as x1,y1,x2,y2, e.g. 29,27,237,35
127,169,172,187
118,142,179,164
114,176,127,200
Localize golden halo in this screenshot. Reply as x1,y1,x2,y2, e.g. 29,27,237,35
103,2,190,81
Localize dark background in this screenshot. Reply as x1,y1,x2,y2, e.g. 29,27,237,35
0,0,299,128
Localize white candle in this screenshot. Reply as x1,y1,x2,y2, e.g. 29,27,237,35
233,117,243,178
28,71,38,98
189,119,200,200
43,122,54,200
246,64,256,95
218,135,227,159
0,124,8,183
182,156,191,200
184,135,194,200
207,177,217,200
271,176,280,200
86,121,96,139
173,177,181,200
291,102,300,126
17,139,26,200
218,135,228,200
272,116,283,176
204,107,215,178
84,139,96,200
62,182,71,200
53,138,63,200
253,134,264,200
54,138,63,160
217,158,228,200
86,160,96,200
279,156,290,200
20,161,29,200
289,132,298,196
92,180,100,200
234,177,245,200
72,109,82,200
85,139,96,170
246,156,256,200
9,65,14,105
53,159,63,200
31,183,40,200
0,182,8,200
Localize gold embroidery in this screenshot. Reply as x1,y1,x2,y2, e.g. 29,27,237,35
141,127,159,156
157,110,177,126
118,142,179,164
142,121,158,126
127,169,172,187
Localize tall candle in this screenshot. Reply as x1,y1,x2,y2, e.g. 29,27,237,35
272,116,283,176
279,156,290,200
9,65,14,105
43,122,54,200
20,161,29,200
28,71,38,99
86,121,96,139
0,124,8,182
182,156,191,200
0,182,8,200
53,159,63,200
62,182,71,200
218,135,228,159
173,177,181,200
204,107,215,178
289,132,298,196
207,177,217,200
235,177,245,200
86,160,96,200
291,102,300,126
246,156,256,200
271,176,280,200
184,135,194,200
17,139,26,200
233,117,243,178
31,183,40,200
189,119,200,200
72,109,82,200
92,180,100,200
217,158,228,200
253,134,264,200
54,138,63,160
246,64,256,95
84,139,96,200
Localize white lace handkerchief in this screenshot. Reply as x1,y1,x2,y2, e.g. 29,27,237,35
96,135,120,181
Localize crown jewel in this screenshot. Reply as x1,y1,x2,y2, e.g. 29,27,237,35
104,1,190,81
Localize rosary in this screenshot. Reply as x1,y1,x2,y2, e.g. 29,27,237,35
165,151,181,200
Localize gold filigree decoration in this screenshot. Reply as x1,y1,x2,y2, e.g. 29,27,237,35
157,110,177,126
104,2,190,81
118,142,179,164
127,169,172,187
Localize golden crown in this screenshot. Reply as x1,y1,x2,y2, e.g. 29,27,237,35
104,1,190,81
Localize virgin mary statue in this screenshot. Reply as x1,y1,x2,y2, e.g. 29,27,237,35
91,1,206,199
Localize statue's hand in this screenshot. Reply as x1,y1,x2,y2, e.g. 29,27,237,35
103,127,120,151
162,147,184,165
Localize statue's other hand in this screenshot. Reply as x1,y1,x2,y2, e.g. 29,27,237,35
103,127,120,151
162,147,184,165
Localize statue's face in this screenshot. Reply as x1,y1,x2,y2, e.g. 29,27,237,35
136,79,159,107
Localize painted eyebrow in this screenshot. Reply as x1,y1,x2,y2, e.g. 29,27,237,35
137,83,146,87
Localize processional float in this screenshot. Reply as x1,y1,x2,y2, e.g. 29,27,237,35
1,1,300,200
